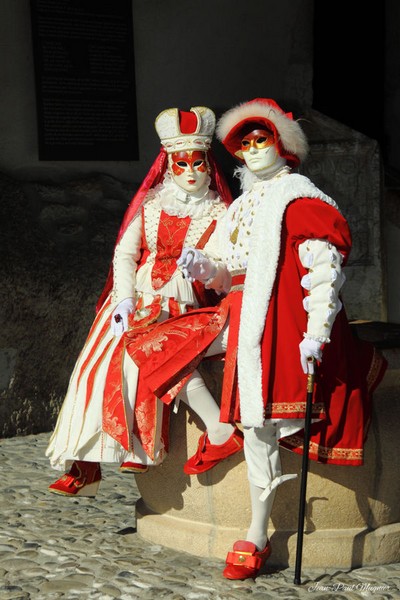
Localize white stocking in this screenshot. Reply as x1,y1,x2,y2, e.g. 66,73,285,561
243,423,298,550
246,482,276,550
177,369,233,445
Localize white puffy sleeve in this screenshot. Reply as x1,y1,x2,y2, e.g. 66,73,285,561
111,212,143,306
298,238,346,343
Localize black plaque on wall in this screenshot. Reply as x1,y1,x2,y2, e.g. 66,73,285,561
30,0,138,160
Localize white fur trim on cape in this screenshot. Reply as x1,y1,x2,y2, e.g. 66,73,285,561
216,100,309,162
237,173,339,427
234,164,291,192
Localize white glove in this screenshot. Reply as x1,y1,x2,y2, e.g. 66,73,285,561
177,247,216,283
299,338,323,374
110,297,135,336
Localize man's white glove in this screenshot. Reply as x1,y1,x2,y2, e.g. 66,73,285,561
110,297,135,336
299,338,323,374
177,247,217,284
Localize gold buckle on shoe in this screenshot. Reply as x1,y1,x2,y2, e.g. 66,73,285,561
226,550,256,567
237,551,252,564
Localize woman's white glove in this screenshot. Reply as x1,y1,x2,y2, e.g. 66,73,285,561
299,338,323,374
110,297,135,336
177,247,216,284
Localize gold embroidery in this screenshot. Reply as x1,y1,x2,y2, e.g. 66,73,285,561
230,284,245,292
140,332,170,356
230,226,239,245
102,410,126,439
264,402,325,416
282,434,363,462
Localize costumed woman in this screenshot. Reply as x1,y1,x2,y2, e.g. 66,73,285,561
127,98,387,579
46,105,244,497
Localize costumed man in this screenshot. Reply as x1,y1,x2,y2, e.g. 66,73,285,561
127,98,387,579
46,106,244,497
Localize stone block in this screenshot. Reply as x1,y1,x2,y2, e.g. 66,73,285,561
301,110,386,322
135,346,400,568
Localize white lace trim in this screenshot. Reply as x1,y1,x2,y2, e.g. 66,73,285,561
153,173,220,219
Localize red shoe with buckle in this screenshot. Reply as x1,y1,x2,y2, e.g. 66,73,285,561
223,540,271,580
48,461,101,497
119,461,149,474
184,426,244,475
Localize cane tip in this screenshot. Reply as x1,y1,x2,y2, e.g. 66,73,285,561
294,577,301,585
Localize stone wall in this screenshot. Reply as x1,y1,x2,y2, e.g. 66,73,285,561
0,0,313,183
384,185,400,322
300,110,386,321
0,171,136,436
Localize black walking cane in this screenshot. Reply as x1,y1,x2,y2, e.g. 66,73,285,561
294,357,316,585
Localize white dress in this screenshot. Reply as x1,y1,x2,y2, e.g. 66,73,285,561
46,178,227,470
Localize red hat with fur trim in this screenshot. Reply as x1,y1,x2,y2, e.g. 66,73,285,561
216,98,308,168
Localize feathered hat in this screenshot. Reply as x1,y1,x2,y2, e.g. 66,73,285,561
216,98,308,167
155,106,216,153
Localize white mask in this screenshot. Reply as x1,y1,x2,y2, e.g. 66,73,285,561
170,150,209,193
241,129,286,174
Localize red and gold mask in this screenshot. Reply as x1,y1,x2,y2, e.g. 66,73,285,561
240,129,275,153
237,127,285,173
170,151,207,175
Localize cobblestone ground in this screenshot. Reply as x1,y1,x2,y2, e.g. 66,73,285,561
0,434,399,600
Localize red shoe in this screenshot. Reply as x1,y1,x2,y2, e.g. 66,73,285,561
184,427,244,475
119,461,149,474
223,540,271,580
48,461,101,497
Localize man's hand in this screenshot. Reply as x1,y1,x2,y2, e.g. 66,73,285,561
299,338,323,374
177,248,216,283
110,297,135,336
